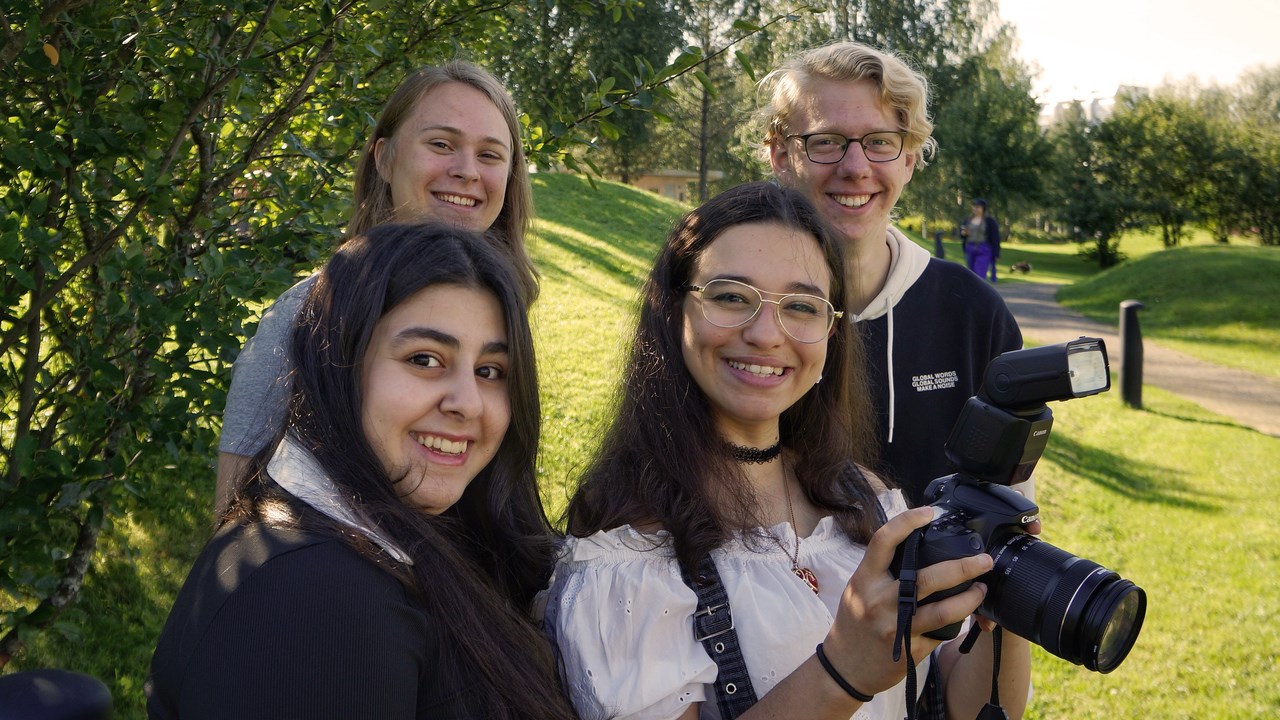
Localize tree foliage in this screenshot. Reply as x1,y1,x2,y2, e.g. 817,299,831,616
1041,70,1280,255
961,26,1280,259
1211,66,1280,246
1044,102,1126,267
808,0,986,68
575,1,685,183
1,0,387,664
478,1,683,177
915,24,1046,232
654,0,780,200
0,0,777,665
1232,130,1280,246
1092,90,1213,248
569,2,821,198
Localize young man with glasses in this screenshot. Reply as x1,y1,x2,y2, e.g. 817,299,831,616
761,41,1031,720
761,42,1024,507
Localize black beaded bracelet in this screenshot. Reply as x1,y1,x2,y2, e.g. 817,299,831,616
814,643,874,703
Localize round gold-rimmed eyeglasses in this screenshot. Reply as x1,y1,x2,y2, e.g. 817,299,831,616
681,278,843,344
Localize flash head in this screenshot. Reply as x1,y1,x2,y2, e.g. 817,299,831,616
981,337,1110,410
945,337,1112,485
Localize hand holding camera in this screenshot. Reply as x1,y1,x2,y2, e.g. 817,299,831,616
892,338,1146,674
821,506,995,698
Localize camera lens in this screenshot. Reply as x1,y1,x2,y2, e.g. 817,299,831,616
1088,576,1145,672
982,533,1146,673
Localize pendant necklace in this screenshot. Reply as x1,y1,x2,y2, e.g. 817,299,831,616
781,472,820,594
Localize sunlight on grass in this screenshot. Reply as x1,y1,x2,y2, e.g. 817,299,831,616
528,174,683,518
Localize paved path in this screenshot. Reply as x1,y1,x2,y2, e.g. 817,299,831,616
996,281,1280,438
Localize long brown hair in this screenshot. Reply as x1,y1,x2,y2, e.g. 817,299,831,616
566,182,883,574
348,61,537,302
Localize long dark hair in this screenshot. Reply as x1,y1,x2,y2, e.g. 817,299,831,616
236,222,573,719
566,182,883,574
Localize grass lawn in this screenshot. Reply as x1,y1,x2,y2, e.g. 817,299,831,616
1023,382,1280,718
10,175,1278,719
526,173,687,508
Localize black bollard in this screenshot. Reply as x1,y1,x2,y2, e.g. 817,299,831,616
1119,300,1145,408
933,230,945,259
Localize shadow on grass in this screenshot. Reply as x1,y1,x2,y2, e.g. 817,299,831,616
1137,406,1257,435
533,225,652,311
1044,434,1224,513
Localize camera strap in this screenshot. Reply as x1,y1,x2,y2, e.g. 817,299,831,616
894,524,1012,720
893,527,927,720
958,624,1009,720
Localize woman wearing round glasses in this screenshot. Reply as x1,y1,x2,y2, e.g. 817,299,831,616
544,182,1022,720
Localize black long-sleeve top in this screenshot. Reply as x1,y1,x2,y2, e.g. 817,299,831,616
146,519,486,719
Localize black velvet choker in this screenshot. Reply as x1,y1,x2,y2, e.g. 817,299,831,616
726,441,782,464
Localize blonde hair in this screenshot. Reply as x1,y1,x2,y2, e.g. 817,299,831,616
759,42,937,168
348,61,537,301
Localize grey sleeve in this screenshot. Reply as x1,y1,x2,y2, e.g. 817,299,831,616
218,276,317,457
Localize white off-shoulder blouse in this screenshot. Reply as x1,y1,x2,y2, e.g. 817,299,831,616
543,489,925,720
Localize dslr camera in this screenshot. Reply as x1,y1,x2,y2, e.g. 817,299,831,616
894,337,1146,673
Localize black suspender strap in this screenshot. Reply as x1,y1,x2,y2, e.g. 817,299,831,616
680,555,758,719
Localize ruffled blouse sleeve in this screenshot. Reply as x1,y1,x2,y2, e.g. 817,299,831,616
877,487,910,518
544,529,718,720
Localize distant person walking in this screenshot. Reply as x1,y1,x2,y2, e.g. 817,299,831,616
960,199,1000,283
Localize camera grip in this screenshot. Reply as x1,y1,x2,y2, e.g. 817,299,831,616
890,523,986,640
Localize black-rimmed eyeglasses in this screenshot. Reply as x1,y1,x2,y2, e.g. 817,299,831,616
681,279,843,344
786,131,906,164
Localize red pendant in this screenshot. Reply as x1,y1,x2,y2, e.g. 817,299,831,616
794,566,820,594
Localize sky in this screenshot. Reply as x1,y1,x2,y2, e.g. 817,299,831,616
998,0,1280,105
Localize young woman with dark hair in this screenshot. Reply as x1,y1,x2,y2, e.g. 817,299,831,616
564,181,880,570
149,223,576,720
544,182,1030,720
216,60,538,511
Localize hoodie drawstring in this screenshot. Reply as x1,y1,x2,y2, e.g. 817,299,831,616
885,296,896,444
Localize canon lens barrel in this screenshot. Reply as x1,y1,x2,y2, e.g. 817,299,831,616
983,533,1147,672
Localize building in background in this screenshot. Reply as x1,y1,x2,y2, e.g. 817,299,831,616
633,168,725,202
1037,84,1149,127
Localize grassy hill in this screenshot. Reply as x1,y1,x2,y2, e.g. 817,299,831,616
525,173,686,510
10,174,1279,719
1057,245,1280,379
